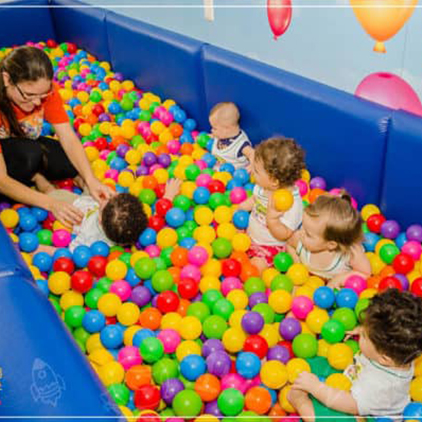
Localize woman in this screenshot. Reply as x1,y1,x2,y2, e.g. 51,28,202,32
0,45,112,225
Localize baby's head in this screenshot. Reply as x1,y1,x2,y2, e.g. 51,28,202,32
301,192,362,253
100,193,148,246
360,288,422,367
252,137,305,190
209,102,240,140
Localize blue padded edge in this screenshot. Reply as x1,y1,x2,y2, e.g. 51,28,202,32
106,11,208,129
0,0,55,47
381,110,422,227
50,0,110,62
201,45,391,207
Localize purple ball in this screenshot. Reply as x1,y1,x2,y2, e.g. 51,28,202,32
191,293,203,303
114,72,124,82
204,400,224,418
279,317,302,341
131,285,151,307
160,378,184,404
406,225,422,243
116,144,130,158
206,351,232,377
136,165,149,177
310,176,327,190
202,339,224,358
381,220,401,239
394,273,409,291
158,153,171,168
249,292,268,308
98,113,111,122
241,311,264,334
0,202,10,212
267,345,290,364
151,295,158,308
143,152,157,167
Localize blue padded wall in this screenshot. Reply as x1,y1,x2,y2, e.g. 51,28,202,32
201,45,391,207
0,0,55,47
381,111,422,228
50,0,110,62
106,11,208,129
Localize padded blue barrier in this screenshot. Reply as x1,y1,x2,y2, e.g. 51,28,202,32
380,111,422,228
201,45,391,207
0,0,55,47
49,0,110,62
106,11,208,129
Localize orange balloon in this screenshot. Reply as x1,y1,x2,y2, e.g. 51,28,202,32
139,308,162,330
125,365,152,390
350,0,417,53
245,386,272,415
194,374,221,402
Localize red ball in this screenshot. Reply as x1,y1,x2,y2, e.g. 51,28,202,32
92,104,105,116
366,214,386,233
378,276,402,292
56,179,74,190
88,256,108,278
53,257,75,274
411,278,422,297
392,253,415,274
243,335,269,359
177,278,199,300
94,137,108,151
155,198,172,217
67,42,77,54
221,259,242,277
148,215,165,232
46,39,57,48
136,412,160,422
134,385,161,410
208,180,225,194
71,270,93,293
154,184,166,199
278,340,294,359
156,290,180,313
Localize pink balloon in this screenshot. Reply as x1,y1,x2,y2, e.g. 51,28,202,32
355,72,422,117
267,0,292,40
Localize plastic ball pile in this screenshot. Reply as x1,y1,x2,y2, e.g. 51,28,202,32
1,41,422,422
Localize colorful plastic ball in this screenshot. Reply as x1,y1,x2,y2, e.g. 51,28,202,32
332,307,357,331
166,208,186,228
267,345,290,364
157,329,181,354
52,229,72,247
313,286,335,309
180,354,207,381
321,320,345,344
232,210,249,229
411,278,422,297
344,275,367,295
402,240,422,260
194,373,221,402
291,296,313,320
0,208,19,228
241,312,265,334
134,384,161,410
393,253,414,274
179,316,202,340
286,358,311,384
273,189,294,211
217,388,245,416
106,260,127,281
286,263,309,285
273,252,294,272
367,214,386,233
160,378,185,405
406,225,422,243
117,346,142,371
100,324,124,349
244,386,272,415
212,238,232,259
33,252,53,273
188,245,209,266
292,333,318,358
380,220,401,239
48,271,71,295
335,288,358,309
236,352,261,379
151,270,174,292
140,337,164,363
99,361,125,387
243,334,269,359
173,390,202,417
379,243,400,264
325,373,352,391
279,317,301,341
229,187,247,204
64,305,86,328
268,290,292,314
19,232,39,253
260,360,288,389
206,351,232,377
83,310,106,333
327,343,354,370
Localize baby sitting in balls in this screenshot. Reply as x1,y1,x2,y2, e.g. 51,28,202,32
209,102,254,169
289,288,422,422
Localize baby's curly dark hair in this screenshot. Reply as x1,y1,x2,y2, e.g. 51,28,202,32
254,137,306,187
101,193,148,246
363,288,422,365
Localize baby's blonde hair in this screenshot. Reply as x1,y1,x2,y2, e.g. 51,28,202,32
209,102,240,126
305,192,363,249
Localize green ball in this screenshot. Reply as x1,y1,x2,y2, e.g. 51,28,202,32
218,388,245,416
274,313,285,323
173,390,202,417
106,151,117,165
362,222,369,233
252,303,275,324
75,338,86,353
185,164,201,181
139,188,157,205
119,252,132,267
135,257,157,279
379,243,400,264
37,229,52,245
271,274,294,293
149,101,160,113
292,333,318,358
49,297,61,314
90,91,102,103
152,358,179,384
151,270,174,292
209,192,226,210
196,132,211,148
202,289,224,309
321,320,345,344
187,302,211,323
244,277,266,296
73,327,90,346
203,315,228,339
160,247,174,267
174,195,191,212
153,257,167,271
139,110,152,121
355,298,370,322
120,98,134,111
332,308,357,331
140,337,164,363
64,306,86,328
176,226,190,241
183,220,198,233
131,135,145,148
212,238,232,259
345,339,360,354
212,298,235,321
107,383,130,406
85,288,104,309
273,252,294,272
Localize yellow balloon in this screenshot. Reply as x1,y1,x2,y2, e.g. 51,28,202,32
286,358,311,383
260,360,288,389
326,373,352,391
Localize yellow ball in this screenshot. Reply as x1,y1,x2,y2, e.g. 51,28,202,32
201,259,222,277
194,207,214,226
367,252,385,275
295,285,314,299
88,348,114,367
361,204,381,221
306,275,325,290
157,228,178,248
153,168,169,184
92,158,108,173
151,120,166,135
259,324,279,347
199,276,221,293
231,233,251,252
176,340,201,361
286,358,311,383
161,312,182,331
109,80,121,92
121,125,136,140
130,251,149,268
197,242,213,259
260,360,288,389
86,333,103,353
317,339,331,357
122,80,134,91
125,149,142,166
327,343,354,370
279,385,295,413
78,123,92,137
214,206,233,224
163,99,176,109
268,290,292,314
227,289,248,310
139,98,151,110
85,146,99,162
117,171,135,188
99,361,125,386
117,302,141,326
0,209,19,228
326,373,352,391
360,288,378,299
159,130,173,144
301,169,311,182
306,308,330,334
99,121,112,135
76,91,89,103
97,293,122,317
194,226,216,244
222,327,246,353
102,90,115,102
180,181,196,199
124,326,141,346
180,316,202,340
229,310,247,329
216,223,237,240
48,271,71,295
287,263,309,285
60,290,84,311
106,260,128,280
273,189,294,211
119,406,133,418
194,415,219,422
375,239,395,255
410,376,422,402
262,268,280,287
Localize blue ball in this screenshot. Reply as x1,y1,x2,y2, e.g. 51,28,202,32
233,210,250,230
179,237,196,249
83,310,106,333
363,232,380,252
236,352,261,379
201,153,217,168
165,208,186,228
395,232,408,250
220,163,235,174
132,328,156,347
126,268,141,287
90,241,110,257
53,248,73,261
108,101,122,115
36,279,49,296
233,168,250,185
193,187,211,205
185,209,194,221
33,252,53,273
180,354,206,381
19,213,37,232
313,286,336,309
139,228,157,247
173,108,186,124
335,288,358,309
100,324,123,349
110,156,127,171
403,402,422,421
180,132,194,144
73,245,92,268
206,139,214,152
32,207,49,222
19,232,39,253
183,118,197,131
226,180,243,190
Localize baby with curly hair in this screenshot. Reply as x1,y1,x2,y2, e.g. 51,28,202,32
238,137,305,273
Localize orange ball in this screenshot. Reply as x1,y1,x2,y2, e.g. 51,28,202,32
379,265,395,278
108,250,123,261
230,251,249,266
111,136,127,150
170,123,184,138
194,374,221,402
308,188,326,203
125,365,152,390
73,105,84,116
245,386,272,415
156,145,169,155
268,402,287,421
177,298,190,317
367,275,381,290
143,175,159,190
139,307,162,330
180,143,194,155
86,114,98,125
171,247,189,267
241,263,259,282
167,266,181,285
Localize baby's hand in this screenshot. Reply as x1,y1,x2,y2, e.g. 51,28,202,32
345,326,362,341
266,193,284,220
292,372,320,394
163,178,182,201
326,274,346,290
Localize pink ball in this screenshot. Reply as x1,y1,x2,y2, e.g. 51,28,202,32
192,130,199,138
161,111,174,126
110,280,131,301
402,241,422,261
52,229,72,248
220,373,247,393
180,264,202,282
196,173,212,187
187,246,209,266
344,275,367,295
149,164,163,174
99,150,110,160
295,179,309,197
230,187,247,204
221,277,243,296
291,296,314,320
153,106,166,118
104,169,119,181
157,329,181,353
118,346,142,370
145,245,160,258
167,139,181,154
195,160,207,170
166,418,184,422
244,375,261,391
329,188,342,196
84,141,95,148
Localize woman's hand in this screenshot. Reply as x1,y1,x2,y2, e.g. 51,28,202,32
49,199,84,226
86,177,115,204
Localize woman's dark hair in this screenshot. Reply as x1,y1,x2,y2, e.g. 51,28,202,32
101,193,148,246
0,46,54,137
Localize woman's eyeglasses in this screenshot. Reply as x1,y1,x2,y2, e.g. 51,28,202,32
12,80,52,102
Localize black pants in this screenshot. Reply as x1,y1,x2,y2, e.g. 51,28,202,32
0,137,78,186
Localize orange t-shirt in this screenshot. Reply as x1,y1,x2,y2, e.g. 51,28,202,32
0,83,69,145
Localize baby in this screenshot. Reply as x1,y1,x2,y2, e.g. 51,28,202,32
287,192,371,287
209,102,254,169
289,288,422,422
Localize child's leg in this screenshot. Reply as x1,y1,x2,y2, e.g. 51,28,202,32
288,389,315,422
250,256,267,275
32,173,55,194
